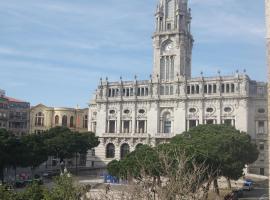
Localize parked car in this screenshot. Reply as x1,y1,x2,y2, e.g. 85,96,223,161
243,181,253,191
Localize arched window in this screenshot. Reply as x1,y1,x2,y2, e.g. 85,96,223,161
70,116,74,128
163,113,172,134
62,115,67,127
55,115,59,125
35,112,44,126
120,143,130,159
106,143,115,158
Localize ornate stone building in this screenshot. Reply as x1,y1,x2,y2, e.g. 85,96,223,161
30,104,88,134
89,0,268,175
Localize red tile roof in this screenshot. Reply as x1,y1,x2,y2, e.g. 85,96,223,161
5,96,26,103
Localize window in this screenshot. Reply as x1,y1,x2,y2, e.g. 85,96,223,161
109,110,115,114
231,84,235,93
189,120,197,129
166,0,174,19
189,108,196,113
259,142,264,150
106,143,115,158
167,23,171,30
224,107,232,113
196,85,200,94
62,115,67,127
55,115,59,125
208,85,212,94
109,120,116,133
213,84,217,93
206,119,214,125
163,113,171,134
224,119,232,126
258,121,265,134
226,84,230,93
138,120,146,133
258,108,265,114
206,107,214,113
138,109,145,114
187,86,190,94
124,109,130,114
221,84,225,93
260,168,265,176
120,143,130,159
123,121,130,133
70,116,74,128
204,85,207,93
35,112,44,126
83,115,88,129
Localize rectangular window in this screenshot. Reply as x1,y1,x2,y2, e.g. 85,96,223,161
224,119,232,126
138,120,146,133
213,84,217,93
189,120,197,129
206,119,214,125
204,85,207,93
260,168,265,175
231,84,235,93
221,84,225,93
109,120,116,133
196,85,200,94
208,85,212,94
191,85,195,94
187,86,190,94
123,121,130,133
164,121,171,133
258,121,265,134
259,142,264,150
226,84,230,93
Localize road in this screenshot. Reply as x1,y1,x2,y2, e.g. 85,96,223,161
239,187,268,200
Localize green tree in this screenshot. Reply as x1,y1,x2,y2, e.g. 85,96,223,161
0,129,13,183
69,132,99,174
6,137,29,181
17,183,44,200
21,134,48,177
171,124,259,194
43,174,80,200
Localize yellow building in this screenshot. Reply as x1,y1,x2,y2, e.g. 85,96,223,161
30,104,88,134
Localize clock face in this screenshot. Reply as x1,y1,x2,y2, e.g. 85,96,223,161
165,43,172,51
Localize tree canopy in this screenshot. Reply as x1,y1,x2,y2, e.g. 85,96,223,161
171,124,259,180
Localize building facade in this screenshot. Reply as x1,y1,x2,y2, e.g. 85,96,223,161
30,104,89,134
88,0,268,175
265,0,270,188
0,89,30,136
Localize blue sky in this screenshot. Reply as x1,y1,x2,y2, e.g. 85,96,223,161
0,0,266,107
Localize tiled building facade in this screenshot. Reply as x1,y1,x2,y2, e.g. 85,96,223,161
0,89,30,136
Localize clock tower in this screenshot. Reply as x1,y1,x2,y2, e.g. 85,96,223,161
152,0,193,81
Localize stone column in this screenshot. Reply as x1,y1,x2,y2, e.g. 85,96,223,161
266,0,270,188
